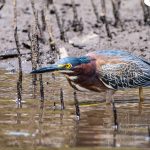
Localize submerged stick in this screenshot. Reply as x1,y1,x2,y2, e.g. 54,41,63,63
39,74,44,103
100,0,112,38
13,0,23,108
74,90,80,119
148,126,150,138
60,88,65,110
112,101,118,130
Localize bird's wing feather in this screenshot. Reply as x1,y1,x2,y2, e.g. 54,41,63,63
98,61,150,89
87,50,150,89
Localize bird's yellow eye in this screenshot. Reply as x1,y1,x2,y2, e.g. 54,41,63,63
65,63,72,69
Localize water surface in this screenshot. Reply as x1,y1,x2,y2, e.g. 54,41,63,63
0,69,150,149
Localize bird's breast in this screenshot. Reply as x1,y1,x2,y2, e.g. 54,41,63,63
66,74,107,92
65,75,89,91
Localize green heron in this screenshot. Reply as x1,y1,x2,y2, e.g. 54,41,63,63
31,50,150,103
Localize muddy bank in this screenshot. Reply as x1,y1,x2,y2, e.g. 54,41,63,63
0,0,149,73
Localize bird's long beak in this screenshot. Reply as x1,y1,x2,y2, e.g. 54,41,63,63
30,64,58,74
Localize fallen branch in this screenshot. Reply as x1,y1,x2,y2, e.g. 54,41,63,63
0,52,31,60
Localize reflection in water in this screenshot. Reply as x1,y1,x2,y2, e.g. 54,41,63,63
0,69,150,149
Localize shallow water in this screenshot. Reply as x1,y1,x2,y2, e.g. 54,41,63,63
0,69,150,149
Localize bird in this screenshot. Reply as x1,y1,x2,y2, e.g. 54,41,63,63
31,50,150,103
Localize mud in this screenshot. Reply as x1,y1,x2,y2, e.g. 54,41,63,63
0,0,149,72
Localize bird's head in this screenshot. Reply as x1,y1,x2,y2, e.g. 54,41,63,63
31,56,92,75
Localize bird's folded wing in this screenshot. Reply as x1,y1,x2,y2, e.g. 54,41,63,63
98,62,150,90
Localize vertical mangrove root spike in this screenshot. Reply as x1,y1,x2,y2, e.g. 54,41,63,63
100,0,112,38
74,91,80,118
13,0,23,108
111,0,121,27
60,88,65,110
112,101,118,130
141,0,150,25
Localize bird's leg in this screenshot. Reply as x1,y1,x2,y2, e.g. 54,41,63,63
139,87,144,102
105,90,115,105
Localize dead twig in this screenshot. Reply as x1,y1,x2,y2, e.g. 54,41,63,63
31,0,43,39
71,0,84,32
0,0,5,10
91,0,100,24
53,4,68,42
45,10,58,64
13,0,23,108
41,9,46,31
100,0,112,38
141,0,150,25
0,51,31,60
111,0,122,27
46,0,53,8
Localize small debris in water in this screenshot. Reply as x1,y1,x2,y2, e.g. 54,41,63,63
5,131,36,137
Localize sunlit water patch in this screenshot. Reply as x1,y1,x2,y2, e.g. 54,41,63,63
0,69,150,149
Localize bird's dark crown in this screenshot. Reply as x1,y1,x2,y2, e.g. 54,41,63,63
56,56,91,69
